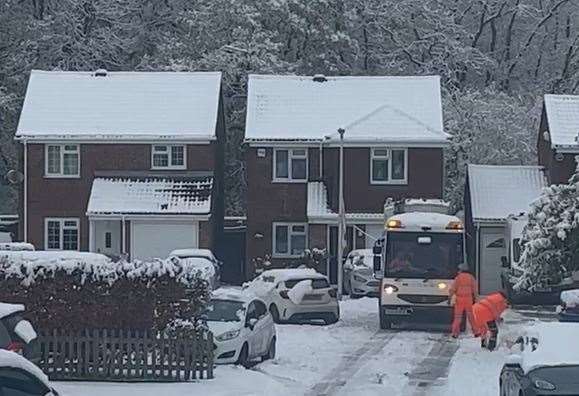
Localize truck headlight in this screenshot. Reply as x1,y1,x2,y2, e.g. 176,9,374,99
216,329,240,341
437,282,447,290
533,379,556,391
383,284,399,295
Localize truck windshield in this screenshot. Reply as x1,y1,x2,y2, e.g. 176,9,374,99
385,232,463,279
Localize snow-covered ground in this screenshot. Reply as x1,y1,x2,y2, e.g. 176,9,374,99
53,298,552,396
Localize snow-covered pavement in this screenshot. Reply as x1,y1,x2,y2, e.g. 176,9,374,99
54,298,549,396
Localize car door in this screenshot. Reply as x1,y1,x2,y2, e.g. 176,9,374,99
244,301,259,359
253,300,270,355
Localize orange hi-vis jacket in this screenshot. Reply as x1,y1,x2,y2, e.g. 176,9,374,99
449,272,478,300
473,292,508,326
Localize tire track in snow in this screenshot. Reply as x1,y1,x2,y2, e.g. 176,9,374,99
305,330,400,396
405,334,459,395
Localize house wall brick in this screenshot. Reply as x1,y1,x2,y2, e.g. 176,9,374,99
25,142,220,251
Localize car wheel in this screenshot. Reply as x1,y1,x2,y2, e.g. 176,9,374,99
237,343,250,368
269,305,281,323
380,312,392,330
262,337,276,362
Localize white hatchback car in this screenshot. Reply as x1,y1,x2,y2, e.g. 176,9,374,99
0,350,59,395
344,249,380,298
206,289,276,368
243,268,339,325
169,248,221,290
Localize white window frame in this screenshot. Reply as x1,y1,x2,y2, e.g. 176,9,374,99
44,218,80,251
151,145,187,170
272,222,308,258
370,148,408,185
273,148,308,183
44,144,80,178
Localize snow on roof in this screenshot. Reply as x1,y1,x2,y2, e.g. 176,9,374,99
544,94,579,149
245,75,447,144
0,350,51,389
16,70,222,141
0,302,25,319
467,165,547,222
520,322,579,373
307,182,383,223
87,176,212,215
388,212,460,230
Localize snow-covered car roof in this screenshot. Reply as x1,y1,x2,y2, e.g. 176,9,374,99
0,350,51,389
347,249,373,258
243,268,327,297
170,256,216,281
211,288,254,303
169,249,216,261
0,243,35,251
0,302,25,319
560,289,579,307
518,322,579,373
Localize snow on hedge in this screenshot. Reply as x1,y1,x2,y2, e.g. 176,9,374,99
0,251,210,288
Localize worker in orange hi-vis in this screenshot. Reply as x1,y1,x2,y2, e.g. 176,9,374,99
449,263,478,338
473,292,509,350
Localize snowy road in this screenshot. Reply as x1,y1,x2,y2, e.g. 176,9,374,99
54,299,544,396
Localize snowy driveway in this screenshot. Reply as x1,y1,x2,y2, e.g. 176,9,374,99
54,299,546,396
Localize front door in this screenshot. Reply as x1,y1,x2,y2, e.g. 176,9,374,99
328,226,338,284
480,232,506,295
93,220,121,258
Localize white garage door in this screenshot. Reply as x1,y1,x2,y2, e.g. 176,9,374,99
131,220,198,261
479,231,506,295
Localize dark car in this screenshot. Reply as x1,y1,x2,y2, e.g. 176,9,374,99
500,323,579,395
0,303,39,362
0,350,59,395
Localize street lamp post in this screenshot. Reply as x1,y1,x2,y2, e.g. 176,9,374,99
337,127,346,300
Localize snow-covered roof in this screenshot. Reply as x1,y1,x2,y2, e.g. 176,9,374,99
0,350,51,389
307,182,383,223
87,176,213,215
467,165,547,222
245,75,447,144
0,302,25,319
16,70,222,141
544,94,579,149
519,322,579,373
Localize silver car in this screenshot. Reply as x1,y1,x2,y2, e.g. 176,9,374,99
343,249,380,298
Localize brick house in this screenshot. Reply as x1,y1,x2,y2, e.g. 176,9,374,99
16,70,225,260
244,74,449,281
538,94,579,184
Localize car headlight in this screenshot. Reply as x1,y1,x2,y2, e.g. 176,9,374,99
383,284,399,295
353,275,367,283
533,379,556,391
216,329,240,342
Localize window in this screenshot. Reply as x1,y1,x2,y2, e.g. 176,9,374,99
105,232,112,249
273,223,307,257
151,145,186,169
273,148,307,182
370,148,407,184
45,145,79,177
513,238,521,263
45,218,79,250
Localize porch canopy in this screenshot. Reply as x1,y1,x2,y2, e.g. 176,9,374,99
86,173,213,216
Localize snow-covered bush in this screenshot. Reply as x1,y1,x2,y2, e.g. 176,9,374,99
0,254,210,332
515,169,579,291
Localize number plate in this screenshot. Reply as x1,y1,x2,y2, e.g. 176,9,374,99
384,307,411,315
303,294,323,301
535,287,552,292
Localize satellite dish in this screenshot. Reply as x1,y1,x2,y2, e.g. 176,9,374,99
5,169,24,184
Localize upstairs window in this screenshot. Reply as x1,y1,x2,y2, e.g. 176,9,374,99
45,145,80,177
45,218,79,250
151,145,186,169
274,148,307,182
370,148,407,184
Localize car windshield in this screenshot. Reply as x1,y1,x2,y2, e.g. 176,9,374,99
285,278,329,289
0,368,49,395
385,232,463,279
205,299,245,322
530,365,579,384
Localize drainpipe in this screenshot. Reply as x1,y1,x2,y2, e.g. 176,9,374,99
318,140,323,179
475,223,480,291
23,140,28,242
121,215,126,257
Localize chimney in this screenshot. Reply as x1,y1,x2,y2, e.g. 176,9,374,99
94,69,108,77
313,74,327,83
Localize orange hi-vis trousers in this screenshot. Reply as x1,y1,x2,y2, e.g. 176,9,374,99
451,297,476,337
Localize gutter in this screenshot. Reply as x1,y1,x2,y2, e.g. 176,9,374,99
23,139,28,242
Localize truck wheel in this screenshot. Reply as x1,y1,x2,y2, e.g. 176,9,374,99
379,310,392,330
269,305,281,323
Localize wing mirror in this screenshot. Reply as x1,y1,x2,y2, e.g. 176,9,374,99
246,317,258,330
373,245,382,255
505,354,522,367
501,256,509,268
373,255,381,272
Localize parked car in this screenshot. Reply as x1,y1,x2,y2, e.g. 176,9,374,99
343,249,380,298
0,303,39,363
206,289,276,368
0,242,35,251
500,322,579,395
169,248,221,289
557,289,579,322
0,350,59,395
243,268,339,325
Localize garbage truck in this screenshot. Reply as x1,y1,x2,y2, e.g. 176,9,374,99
373,199,465,329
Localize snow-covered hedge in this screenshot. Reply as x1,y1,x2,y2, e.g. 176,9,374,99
0,253,210,331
